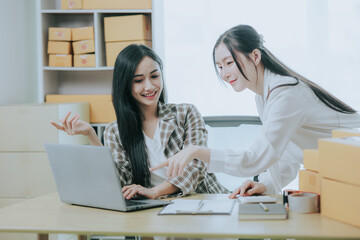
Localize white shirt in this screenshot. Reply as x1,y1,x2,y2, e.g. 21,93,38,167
144,122,168,187
209,69,360,194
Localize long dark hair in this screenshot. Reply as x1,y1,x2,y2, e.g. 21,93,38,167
213,24,356,114
112,44,167,187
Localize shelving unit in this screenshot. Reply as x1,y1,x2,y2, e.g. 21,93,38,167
36,0,162,136
36,0,155,103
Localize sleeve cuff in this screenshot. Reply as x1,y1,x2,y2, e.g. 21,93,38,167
258,171,276,195
208,148,226,173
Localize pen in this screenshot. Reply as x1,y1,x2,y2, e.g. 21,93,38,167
196,200,204,211
259,202,269,211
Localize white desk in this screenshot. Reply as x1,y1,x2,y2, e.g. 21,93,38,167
0,193,359,239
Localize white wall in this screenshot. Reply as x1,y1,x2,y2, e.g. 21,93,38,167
163,0,360,116
0,0,37,104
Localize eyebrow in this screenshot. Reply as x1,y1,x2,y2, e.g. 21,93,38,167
215,56,233,65
133,69,159,78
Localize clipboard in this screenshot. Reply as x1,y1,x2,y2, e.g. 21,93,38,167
158,199,236,215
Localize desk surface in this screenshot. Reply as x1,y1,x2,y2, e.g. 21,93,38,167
0,193,359,239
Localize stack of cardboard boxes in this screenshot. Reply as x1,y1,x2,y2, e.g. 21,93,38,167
299,149,320,194
48,28,72,67
48,27,95,67
72,26,95,67
104,14,152,67
299,128,360,228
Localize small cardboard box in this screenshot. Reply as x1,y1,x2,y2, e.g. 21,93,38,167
318,137,360,186
48,27,71,41
106,40,152,67
299,169,320,194
321,177,360,227
74,54,96,67
46,94,116,123
303,149,319,172
49,54,72,67
104,15,151,42
47,41,72,54
332,128,360,138
83,0,151,9
72,26,94,41
61,0,83,9
72,39,95,54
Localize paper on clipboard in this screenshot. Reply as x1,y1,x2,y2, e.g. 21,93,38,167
158,199,236,215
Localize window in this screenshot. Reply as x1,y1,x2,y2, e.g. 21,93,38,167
163,0,360,115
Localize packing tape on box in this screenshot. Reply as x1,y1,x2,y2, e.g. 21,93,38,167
288,192,319,213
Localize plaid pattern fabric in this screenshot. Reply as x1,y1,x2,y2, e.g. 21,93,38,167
104,102,229,195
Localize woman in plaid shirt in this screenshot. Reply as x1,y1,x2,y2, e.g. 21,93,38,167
51,44,228,199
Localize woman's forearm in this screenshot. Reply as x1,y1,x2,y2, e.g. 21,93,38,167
152,181,180,198
87,128,103,146
191,145,211,164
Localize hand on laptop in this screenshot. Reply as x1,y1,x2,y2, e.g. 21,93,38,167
122,184,156,200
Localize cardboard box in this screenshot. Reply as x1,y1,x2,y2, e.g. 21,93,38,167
303,149,319,172
332,128,360,138
319,137,360,186
83,0,151,9
72,26,94,41
321,177,360,227
299,169,320,194
47,41,72,54
49,54,72,67
74,54,96,67
106,40,152,66
72,39,95,54
61,0,83,9
0,153,56,197
48,27,71,41
46,94,116,123
104,15,151,42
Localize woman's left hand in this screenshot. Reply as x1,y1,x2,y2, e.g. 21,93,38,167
122,184,158,199
229,180,266,198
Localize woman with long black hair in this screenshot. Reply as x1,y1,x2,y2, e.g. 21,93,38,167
51,44,228,199
151,24,360,197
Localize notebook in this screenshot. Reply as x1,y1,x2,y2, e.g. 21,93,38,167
238,203,288,220
44,143,171,212
159,199,236,215
238,196,277,204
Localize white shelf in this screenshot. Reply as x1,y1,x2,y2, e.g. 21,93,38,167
43,66,114,71
36,0,156,104
42,9,152,14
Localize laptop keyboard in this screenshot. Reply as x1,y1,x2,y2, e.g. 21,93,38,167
125,199,147,206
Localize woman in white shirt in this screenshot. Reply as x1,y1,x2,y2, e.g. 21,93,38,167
151,24,360,197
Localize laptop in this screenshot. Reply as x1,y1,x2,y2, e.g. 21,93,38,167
44,143,171,212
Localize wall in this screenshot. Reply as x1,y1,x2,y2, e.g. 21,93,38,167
0,0,37,104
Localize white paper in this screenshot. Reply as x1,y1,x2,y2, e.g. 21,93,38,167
159,199,235,215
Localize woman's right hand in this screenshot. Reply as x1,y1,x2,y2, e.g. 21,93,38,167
50,111,92,137
229,180,266,198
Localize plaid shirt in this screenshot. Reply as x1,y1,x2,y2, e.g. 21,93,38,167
104,102,229,195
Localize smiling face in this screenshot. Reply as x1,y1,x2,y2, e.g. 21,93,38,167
215,42,258,92
131,56,163,110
